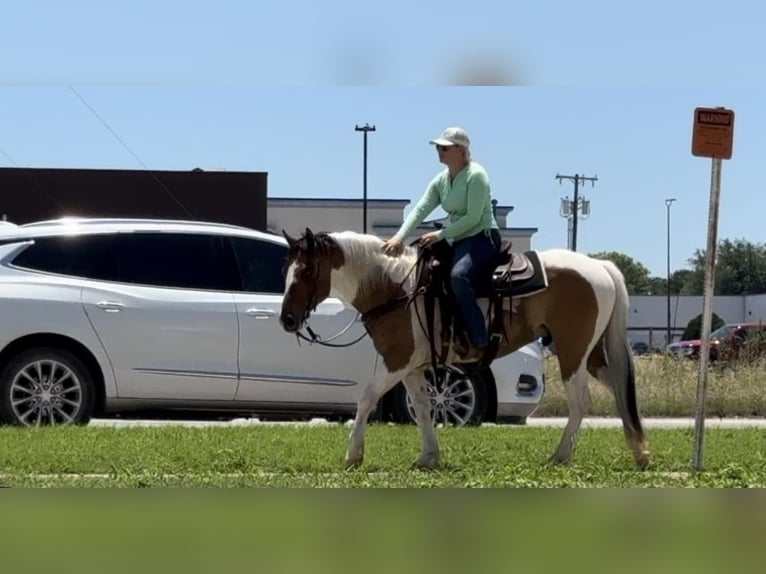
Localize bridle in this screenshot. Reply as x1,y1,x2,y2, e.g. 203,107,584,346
291,242,429,349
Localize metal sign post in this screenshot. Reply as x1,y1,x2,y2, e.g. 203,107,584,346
690,106,735,472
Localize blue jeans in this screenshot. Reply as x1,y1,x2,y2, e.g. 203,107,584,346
450,229,501,348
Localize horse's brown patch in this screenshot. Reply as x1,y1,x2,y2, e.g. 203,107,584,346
353,278,415,373
281,231,346,327
586,336,608,376
502,267,600,381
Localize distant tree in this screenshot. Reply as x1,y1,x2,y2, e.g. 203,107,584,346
648,276,667,296
649,270,693,296
670,269,695,295
682,312,725,341
588,251,652,294
683,239,766,295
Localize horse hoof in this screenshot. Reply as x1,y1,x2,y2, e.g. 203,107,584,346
344,457,363,470
548,453,571,466
636,451,652,471
412,455,440,471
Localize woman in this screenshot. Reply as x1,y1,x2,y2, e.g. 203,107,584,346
382,126,501,350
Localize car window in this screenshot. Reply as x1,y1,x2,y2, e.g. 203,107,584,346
9,233,116,278
230,237,288,294
104,232,238,291
710,325,735,341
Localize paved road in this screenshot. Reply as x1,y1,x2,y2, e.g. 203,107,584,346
89,416,766,429
525,417,766,429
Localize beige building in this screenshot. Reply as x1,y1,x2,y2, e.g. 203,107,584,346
267,198,538,253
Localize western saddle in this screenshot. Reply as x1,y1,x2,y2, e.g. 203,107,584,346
409,237,547,374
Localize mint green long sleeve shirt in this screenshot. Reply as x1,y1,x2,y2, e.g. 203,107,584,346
393,161,499,242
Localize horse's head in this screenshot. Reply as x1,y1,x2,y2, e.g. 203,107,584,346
279,227,343,333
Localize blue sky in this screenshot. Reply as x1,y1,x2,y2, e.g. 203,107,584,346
1,0,762,277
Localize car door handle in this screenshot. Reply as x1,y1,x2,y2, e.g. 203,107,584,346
246,308,277,319
96,300,126,312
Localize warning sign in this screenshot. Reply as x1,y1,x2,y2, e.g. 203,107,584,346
692,107,734,159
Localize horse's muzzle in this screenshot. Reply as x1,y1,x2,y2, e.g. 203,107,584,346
280,312,299,332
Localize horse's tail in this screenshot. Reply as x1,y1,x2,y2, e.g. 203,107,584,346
599,260,646,447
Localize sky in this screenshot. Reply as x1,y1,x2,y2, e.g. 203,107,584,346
1,0,763,278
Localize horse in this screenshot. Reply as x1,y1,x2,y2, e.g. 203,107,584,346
278,227,650,472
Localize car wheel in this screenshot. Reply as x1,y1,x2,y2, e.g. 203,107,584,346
0,347,96,426
396,366,488,427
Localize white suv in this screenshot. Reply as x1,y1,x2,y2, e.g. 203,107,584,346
0,217,544,427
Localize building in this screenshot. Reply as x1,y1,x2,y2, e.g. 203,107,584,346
267,197,539,253
0,166,268,231
627,293,766,350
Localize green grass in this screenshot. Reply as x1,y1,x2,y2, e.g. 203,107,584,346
537,354,766,417
0,424,763,487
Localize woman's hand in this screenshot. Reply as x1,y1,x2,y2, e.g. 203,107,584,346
419,231,441,247
382,237,404,256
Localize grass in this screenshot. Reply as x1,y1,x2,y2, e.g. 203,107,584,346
0,353,762,489
536,353,766,418
0,424,763,487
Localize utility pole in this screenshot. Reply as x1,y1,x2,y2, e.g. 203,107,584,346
556,173,598,251
355,123,376,233
666,198,677,347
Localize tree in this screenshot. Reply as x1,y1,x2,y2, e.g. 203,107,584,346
682,312,725,341
683,239,766,295
648,276,667,296
670,269,695,295
588,251,652,294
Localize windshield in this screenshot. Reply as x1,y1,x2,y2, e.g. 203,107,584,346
710,325,735,341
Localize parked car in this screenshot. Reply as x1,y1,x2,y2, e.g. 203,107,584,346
666,322,766,361
0,217,545,427
631,341,650,355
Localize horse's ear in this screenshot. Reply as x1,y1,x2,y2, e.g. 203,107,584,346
282,229,297,248
304,227,316,253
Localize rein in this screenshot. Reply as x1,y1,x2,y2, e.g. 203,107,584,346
294,243,428,349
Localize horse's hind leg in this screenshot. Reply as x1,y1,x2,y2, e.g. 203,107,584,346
402,370,440,470
588,340,651,470
345,368,403,469
550,364,590,465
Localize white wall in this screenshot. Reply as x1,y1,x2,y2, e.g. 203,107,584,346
627,293,766,349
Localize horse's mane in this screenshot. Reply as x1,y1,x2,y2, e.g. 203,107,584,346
325,230,419,292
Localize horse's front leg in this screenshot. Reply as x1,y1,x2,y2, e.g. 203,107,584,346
345,367,404,469
402,370,441,470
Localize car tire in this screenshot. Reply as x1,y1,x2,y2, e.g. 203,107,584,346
0,347,96,426
393,366,488,427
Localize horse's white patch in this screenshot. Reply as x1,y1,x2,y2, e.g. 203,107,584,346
284,261,298,295
540,249,616,368
329,231,418,304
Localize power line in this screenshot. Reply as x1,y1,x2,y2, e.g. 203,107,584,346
556,173,597,251
68,86,196,220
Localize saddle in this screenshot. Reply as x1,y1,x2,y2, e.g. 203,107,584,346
411,237,548,373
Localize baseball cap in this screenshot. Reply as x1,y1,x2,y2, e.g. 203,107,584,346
429,127,470,148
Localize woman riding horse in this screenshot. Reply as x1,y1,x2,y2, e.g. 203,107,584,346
382,127,501,361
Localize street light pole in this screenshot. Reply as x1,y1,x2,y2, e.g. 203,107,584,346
355,123,376,233
666,198,677,347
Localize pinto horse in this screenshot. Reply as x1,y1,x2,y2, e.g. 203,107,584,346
279,228,650,471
